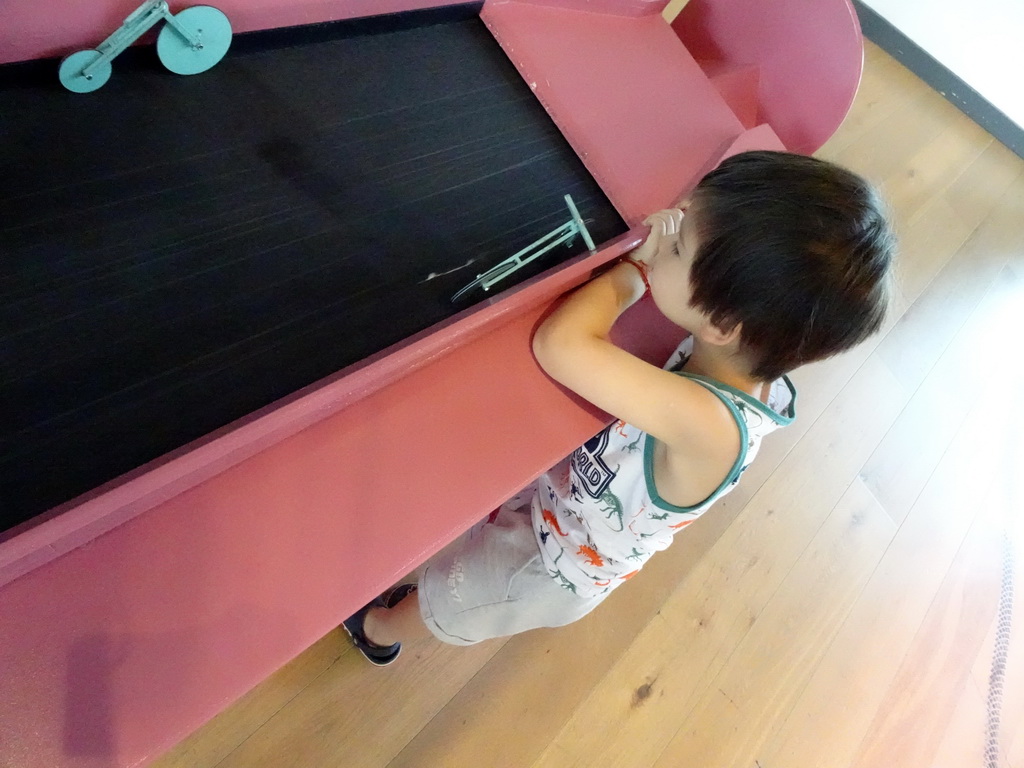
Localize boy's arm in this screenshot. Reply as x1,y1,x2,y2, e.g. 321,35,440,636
532,254,730,452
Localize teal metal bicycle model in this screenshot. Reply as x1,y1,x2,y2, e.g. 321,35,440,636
59,0,232,93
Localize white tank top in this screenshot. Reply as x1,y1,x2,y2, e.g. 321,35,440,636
528,337,796,598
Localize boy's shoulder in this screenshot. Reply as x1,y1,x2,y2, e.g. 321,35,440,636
651,360,796,507
659,338,796,467
663,337,796,431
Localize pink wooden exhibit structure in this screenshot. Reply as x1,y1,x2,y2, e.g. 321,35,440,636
0,1,863,765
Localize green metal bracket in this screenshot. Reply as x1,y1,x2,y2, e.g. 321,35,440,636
452,194,596,302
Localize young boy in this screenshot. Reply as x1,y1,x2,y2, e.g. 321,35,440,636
343,151,895,664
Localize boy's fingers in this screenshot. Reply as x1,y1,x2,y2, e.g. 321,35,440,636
642,215,666,234
662,209,683,235
642,208,683,234
642,209,671,226
641,218,664,238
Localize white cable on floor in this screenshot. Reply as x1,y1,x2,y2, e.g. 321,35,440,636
984,532,1015,768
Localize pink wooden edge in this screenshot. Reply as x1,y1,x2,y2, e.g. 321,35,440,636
0,230,642,588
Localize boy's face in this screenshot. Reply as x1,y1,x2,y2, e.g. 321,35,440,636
648,204,705,332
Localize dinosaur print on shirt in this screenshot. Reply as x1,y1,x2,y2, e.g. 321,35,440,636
528,336,796,599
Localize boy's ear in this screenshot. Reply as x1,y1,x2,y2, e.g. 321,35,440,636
697,319,742,347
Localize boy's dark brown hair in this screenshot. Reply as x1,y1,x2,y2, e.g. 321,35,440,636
689,150,895,381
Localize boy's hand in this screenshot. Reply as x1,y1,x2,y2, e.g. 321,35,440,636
630,208,684,265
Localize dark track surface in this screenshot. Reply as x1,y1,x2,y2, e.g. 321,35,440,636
0,9,626,530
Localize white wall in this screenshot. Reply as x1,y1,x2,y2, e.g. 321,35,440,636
862,0,1024,128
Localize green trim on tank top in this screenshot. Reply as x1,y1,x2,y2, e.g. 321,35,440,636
642,376,750,514
679,373,797,425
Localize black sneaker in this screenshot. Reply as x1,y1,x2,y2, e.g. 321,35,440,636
380,583,418,609
342,598,402,667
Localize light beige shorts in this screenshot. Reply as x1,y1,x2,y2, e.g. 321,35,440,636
418,499,607,646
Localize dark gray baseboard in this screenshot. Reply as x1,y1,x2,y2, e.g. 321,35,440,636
852,0,1024,159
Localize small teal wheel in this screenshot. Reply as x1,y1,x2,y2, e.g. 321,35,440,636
58,50,112,93
157,6,232,76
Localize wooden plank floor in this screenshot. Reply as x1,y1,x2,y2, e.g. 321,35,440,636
152,41,1024,768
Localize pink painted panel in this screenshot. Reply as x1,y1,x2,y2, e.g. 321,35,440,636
704,61,761,129
482,0,746,225
671,0,864,154
719,122,786,157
